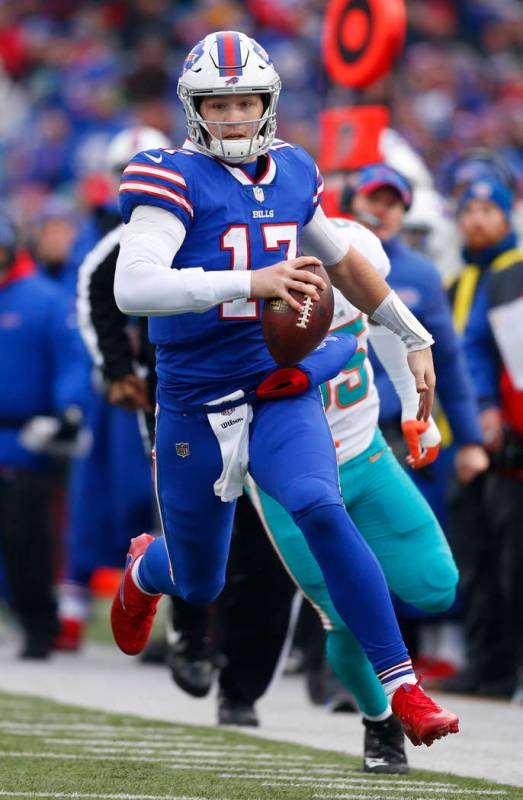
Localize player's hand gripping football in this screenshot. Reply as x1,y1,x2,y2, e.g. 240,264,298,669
251,256,326,313
407,347,436,421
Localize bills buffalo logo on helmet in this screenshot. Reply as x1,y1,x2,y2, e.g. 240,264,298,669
182,40,205,73
252,41,271,63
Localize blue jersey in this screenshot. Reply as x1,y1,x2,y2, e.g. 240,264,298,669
0,267,90,469
119,141,323,404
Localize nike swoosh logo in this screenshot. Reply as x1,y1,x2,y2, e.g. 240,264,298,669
144,152,163,164
369,449,384,463
365,757,387,768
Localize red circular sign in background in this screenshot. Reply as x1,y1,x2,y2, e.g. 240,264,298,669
323,0,406,88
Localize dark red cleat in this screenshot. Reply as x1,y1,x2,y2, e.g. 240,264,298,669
111,534,161,656
54,618,85,652
392,679,460,747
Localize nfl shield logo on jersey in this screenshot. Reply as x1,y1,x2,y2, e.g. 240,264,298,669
175,442,190,458
253,186,265,203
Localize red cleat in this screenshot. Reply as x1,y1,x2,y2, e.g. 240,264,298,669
392,679,460,747
54,618,85,652
111,534,162,656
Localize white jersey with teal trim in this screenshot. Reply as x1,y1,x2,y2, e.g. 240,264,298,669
323,219,390,465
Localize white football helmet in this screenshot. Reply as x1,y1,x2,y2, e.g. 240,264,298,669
106,126,171,175
177,31,281,164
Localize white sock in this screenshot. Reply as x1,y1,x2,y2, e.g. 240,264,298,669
364,706,393,723
131,557,159,595
377,659,418,698
58,581,91,621
382,673,418,698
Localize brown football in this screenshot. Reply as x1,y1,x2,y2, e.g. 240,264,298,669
262,264,334,366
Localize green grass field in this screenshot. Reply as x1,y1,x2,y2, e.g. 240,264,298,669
0,691,519,800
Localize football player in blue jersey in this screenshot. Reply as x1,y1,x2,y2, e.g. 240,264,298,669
111,30,458,747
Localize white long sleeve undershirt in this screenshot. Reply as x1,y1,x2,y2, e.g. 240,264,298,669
114,204,350,316
114,206,252,316
367,322,421,419
300,205,350,266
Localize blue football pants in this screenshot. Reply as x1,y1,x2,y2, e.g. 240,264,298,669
141,388,410,675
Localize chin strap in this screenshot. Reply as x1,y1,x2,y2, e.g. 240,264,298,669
256,367,310,400
208,133,264,163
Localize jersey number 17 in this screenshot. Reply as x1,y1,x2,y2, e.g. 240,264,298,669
219,223,298,320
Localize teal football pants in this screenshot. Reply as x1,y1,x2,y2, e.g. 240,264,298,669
249,428,459,717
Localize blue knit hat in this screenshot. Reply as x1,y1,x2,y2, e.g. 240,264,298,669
458,177,514,219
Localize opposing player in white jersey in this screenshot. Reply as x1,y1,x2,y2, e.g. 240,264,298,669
248,218,458,773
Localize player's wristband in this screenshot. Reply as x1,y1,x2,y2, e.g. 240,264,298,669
370,291,434,352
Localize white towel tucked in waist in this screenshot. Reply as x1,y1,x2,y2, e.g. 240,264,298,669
206,390,253,503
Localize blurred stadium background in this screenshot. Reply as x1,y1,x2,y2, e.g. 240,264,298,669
0,0,521,234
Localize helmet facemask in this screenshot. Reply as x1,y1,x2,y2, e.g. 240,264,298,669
179,86,280,165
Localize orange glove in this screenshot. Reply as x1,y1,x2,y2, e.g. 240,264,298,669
401,416,441,470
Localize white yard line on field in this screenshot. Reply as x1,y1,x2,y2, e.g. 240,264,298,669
312,796,500,800
0,723,223,741
0,723,245,746
313,795,507,800
260,781,506,794
218,775,476,788
41,737,258,751
167,764,357,774
0,721,194,734
0,750,317,768
42,746,310,764
78,747,260,758
2,729,228,744
171,765,355,775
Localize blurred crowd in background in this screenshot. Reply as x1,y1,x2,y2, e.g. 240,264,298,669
1,0,523,717
0,0,522,233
